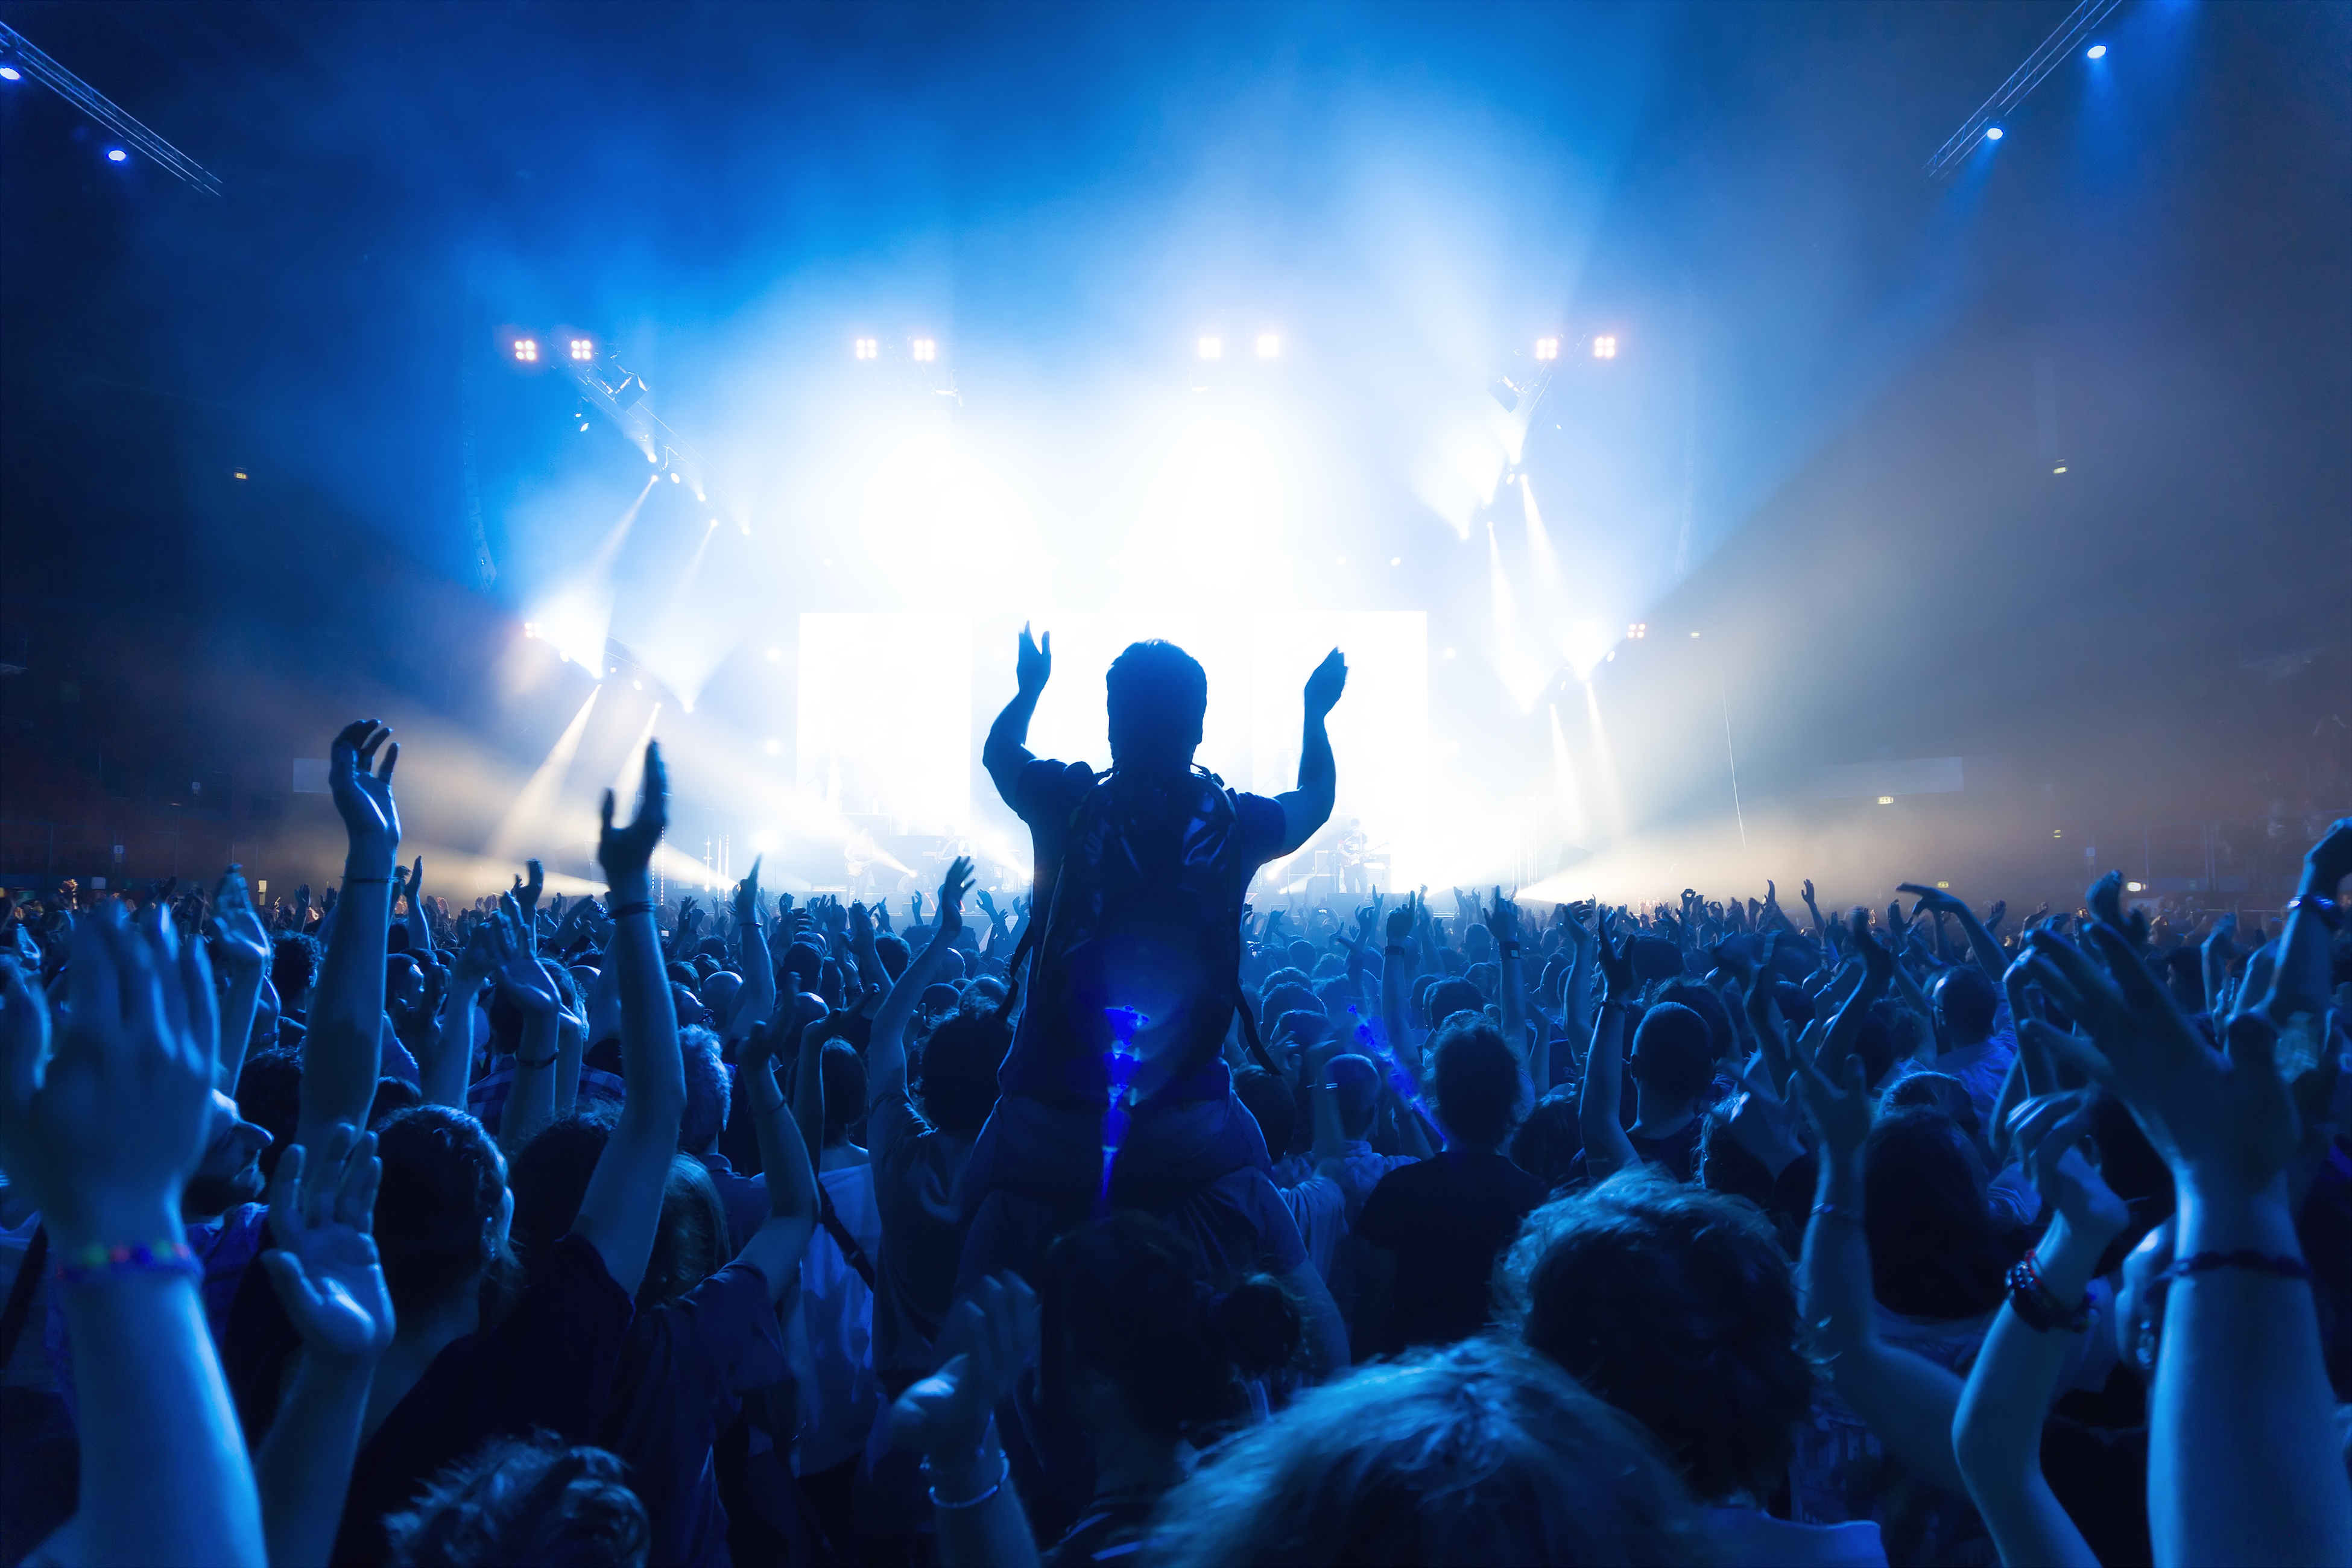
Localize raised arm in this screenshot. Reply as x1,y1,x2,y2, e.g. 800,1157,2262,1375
982,624,1051,808
1272,650,1347,857
572,742,688,1298
726,862,774,1045
210,867,271,1092
1952,1092,2121,1568
1898,884,2007,986
732,1034,818,1303
300,721,401,1154
0,911,267,1568
2266,818,2348,1023
485,898,563,1152
1577,922,1640,1180
869,858,972,1109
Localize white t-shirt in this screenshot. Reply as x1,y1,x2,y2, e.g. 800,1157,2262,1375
787,1163,884,1475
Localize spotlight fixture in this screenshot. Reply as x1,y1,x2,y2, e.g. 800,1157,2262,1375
105,147,127,162
1534,337,1560,362
1877,796,1895,806
1593,335,1618,359
568,338,595,361
1197,335,1222,361
853,337,879,360
2085,42,2106,58
1985,125,2005,141
1256,333,1281,359
513,338,539,363
0,66,20,81
2126,880,2143,892
1626,622,1646,639
911,338,937,361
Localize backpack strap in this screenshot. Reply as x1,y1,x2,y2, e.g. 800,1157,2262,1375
0,1225,48,1370
814,1183,876,1291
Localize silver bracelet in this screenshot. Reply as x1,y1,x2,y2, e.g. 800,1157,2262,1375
925,1450,1010,1511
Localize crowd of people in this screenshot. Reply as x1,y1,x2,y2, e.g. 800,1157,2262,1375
0,631,2347,1568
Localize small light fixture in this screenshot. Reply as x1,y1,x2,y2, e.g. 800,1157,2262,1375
2126,881,2145,893
1877,796,1894,806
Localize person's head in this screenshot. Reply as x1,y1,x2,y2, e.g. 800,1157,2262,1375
1430,1017,1522,1151
1233,1065,1297,1160
184,1089,273,1217
1286,938,1317,975
1260,982,1319,1035
370,1075,424,1129
818,1040,866,1148
271,931,322,1010
1502,1171,1815,1504
510,1114,729,1312
385,1435,648,1568
1654,980,1734,1064
1145,1338,1702,1568
874,932,911,979
386,952,426,1011
1507,1091,1583,1192
1627,1003,1713,1112
1932,965,1999,1048
1274,1008,1332,1056
1424,977,1487,1031
1879,1069,1982,1149
678,1026,730,1154
917,1005,1011,1137
373,1106,513,1323
1328,1053,1382,1140
1464,923,1494,961
1040,1212,1300,1445
698,970,742,1027
1104,639,1208,773
234,1046,303,1180
1863,1105,2008,1319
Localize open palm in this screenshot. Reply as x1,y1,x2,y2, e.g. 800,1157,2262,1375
265,1125,395,1364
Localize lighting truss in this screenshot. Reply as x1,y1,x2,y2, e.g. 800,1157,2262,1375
0,20,221,195
1924,0,2125,179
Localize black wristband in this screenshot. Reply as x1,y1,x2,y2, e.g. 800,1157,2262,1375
514,1053,559,1070
609,900,654,918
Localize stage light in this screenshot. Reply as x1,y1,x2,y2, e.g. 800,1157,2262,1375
1535,337,1559,361
579,422,589,432
2126,880,2143,892
566,338,593,362
2085,43,2106,58
106,148,127,162
1197,335,1222,361
853,337,879,360
1593,335,1617,359
1390,557,1402,566
1879,796,1895,805
0,66,21,81
2052,464,2068,475
1444,647,1456,659
766,646,781,661
669,472,680,483
1627,622,1646,639
1689,631,1701,638
232,470,247,480
2053,829,2063,838
1336,555,1347,566
911,338,937,361
1256,333,1280,359
764,739,781,755
513,338,539,363
1985,125,2005,141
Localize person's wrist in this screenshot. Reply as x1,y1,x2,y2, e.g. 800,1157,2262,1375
44,1196,183,1260
344,852,397,882
2035,1214,2114,1298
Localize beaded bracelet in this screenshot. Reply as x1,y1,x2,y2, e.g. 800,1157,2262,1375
923,1451,1010,1511
52,1239,199,1288
2005,1254,2094,1334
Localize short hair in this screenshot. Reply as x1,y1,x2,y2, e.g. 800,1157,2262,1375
385,1434,648,1568
1628,1003,1714,1105
1424,977,1487,1029
1260,982,1320,1034
1431,1018,1523,1148
1041,1212,1299,1441
874,932,911,979
1144,1338,1702,1568
1328,1054,1382,1140
1880,1068,1979,1143
917,1008,1011,1137
271,931,322,1002
820,1040,866,1147
1233,1065,1297,1159
1507,1090,1583,1192
678,1027,730,1154
1276,1009,1332,1050
1933,965,1999,1039
234,1046,303,1180
1654,980,1734,1063
1501,1170,1816,1503
1104,640,1207,754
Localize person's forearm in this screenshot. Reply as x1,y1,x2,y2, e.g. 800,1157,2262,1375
1577,1006,1636,1177
931,1431,1042,1568
256,1356,374,1568
1955,907,2005,984
730,925,774,1044
1953,1216,2113,1568
498,1011,561,1150
1297,710,1334,807
751,1063,817,1225
982,692,1041,805
62,1269,267,1568
2265,865,2336,1022
1287,1260,1348,1380
218,964,265,1091
422,975,482,1108
870,923,958,1101
302,874,393,1149
612,884,686,1127
2155,1179,2352,1568
1498,950,1527,1064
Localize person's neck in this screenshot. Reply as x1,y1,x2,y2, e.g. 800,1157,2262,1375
1443,1139,1504,1157
1940,1031,1993,1057
1630,1095,1695,1139
1090,1418,1187,1496
360,1279,483,1445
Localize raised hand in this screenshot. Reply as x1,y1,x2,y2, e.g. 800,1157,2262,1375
1303,648,1348,718
732,858,763,929
489,896,557,1017
515,860,546,920
210,866,270,976
0,905,217,1248
327,720,400,867
888,1270,1038,1464
1788,1027,1872,1161
2005,1092,2129,1242
937,856,975,941
1596,918,1637,1002
1016,623,1052,698
262,1124,394,1364
598,741,668,887
2021,926,2301,1197
1485,887,1519,947
2307,816,2352,891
